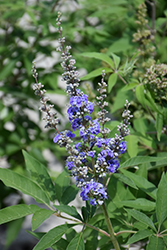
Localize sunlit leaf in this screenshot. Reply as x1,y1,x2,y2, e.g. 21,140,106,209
0,168,50,206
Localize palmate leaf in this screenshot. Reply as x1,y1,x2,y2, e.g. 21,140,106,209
0,168,50,206
23,150,56,202
156,173,167,229
33,224,75,250
0,204,40,225
66,232,85,250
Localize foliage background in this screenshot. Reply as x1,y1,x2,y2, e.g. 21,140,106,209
0,0,167,249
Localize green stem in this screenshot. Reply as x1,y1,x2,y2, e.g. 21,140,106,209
102,203,120,250
54,212,110,237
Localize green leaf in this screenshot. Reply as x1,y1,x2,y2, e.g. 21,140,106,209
66,228,77,242
125,209,156,231
156,113,163,141
6,217,24,247
135,84,146,108
54,169,70,203
0,168,50,206
145,92,163,115
111,89,132,113
80,67,112,80
26,231,45,240
80,52,114,68
85,230,98,250
66,232,85,250
120,156,167,170
108,73,118,92
54,204,82,221
111,53,120,69
0,204,40,225
146,235,165,250
32,209,54,231
108,37,131,53
156,173,167,229
33,224,74,250
52,238,69,250
115,198,155,211
114,173,138,190
126,229,152,245
61,185,79,205
126,134,138,158
120,169,157,199
121,81,138,91
23,150,56,202
0,60,17,80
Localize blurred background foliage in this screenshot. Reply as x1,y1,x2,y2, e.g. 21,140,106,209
1,0,167,247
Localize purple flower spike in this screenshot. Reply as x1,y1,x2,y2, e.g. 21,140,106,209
66,131,75,138
53,133,62,143
119,141,127,154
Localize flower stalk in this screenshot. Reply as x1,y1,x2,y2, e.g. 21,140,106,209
102,203,120,250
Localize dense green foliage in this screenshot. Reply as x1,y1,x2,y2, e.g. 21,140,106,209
1,0,167,249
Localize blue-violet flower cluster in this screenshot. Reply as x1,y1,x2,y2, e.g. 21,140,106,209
33,12,132,206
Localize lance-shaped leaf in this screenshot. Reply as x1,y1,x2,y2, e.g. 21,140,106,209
80,67,112,80
32,208,55,231
66,232,85,250
0,204,40,225
80,52,114,68
54,169,70,203
108,73,117,92
120,169,157,199
114,198,155,212
146,235,165,250
0,168,50,206
125,209,156,232
156,173,167,229
111,53,120,69
126,229,152,245
61,185,79,205
23,150,56,202
156,113,163,141
114,173,138,190
33,224,74,250
119,156,167,170
54,204,82,221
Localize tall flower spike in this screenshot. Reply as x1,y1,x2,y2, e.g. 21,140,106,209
32,13,132,206
32,63,60,133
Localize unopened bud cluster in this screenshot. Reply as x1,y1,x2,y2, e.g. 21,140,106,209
144,63,167,102
133,2,155,78
32,63,60,130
